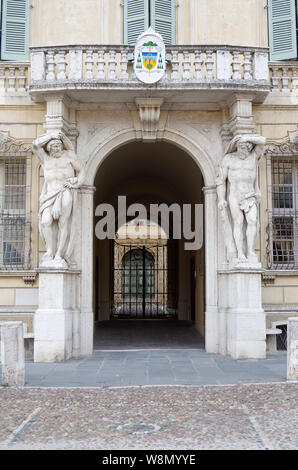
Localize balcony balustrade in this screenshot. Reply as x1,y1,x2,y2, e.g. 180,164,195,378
270,62,298,94
1,47,297,102
0,62,29,96
29,45,272,105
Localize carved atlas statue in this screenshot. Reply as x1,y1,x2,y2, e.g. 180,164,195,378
216,134,266,267
33,131,85,268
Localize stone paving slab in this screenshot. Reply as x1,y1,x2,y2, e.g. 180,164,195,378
1,350,287,387
0,350,287,387
0,383,296,450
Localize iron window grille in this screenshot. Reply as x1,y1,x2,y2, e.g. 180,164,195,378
0,138,32,270
265,141,298,269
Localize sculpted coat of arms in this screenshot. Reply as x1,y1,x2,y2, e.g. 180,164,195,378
134,27,166,84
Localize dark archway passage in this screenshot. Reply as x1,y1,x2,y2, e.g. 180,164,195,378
93,141,205,348
94,320,205,350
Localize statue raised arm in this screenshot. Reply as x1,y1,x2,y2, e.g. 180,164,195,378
33,132,86,268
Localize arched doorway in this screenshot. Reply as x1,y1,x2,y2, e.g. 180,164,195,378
78,129,218,358
92,141,206,345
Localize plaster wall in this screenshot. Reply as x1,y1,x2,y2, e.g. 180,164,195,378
30,0,268,47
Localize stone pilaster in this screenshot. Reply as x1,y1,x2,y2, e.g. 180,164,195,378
79,185,96,357
203,185,219,354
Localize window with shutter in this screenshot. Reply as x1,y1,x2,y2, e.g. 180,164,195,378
124,0,175,45
268,0,297,61
124,0,149,45
1,0,29,61
150,0,175,45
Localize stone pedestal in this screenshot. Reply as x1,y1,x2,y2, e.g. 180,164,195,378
218,269,266,359
0,321,25,386
34,269,80,362
287,317,298,381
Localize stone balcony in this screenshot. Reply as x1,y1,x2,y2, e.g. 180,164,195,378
1,49,297,105
29,45,272,107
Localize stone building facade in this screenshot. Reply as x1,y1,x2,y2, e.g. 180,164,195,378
0,0,297,362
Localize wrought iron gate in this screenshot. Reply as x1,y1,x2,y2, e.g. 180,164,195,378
111,241,177,318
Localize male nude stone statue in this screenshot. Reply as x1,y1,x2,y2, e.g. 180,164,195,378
216,134,266,265
33,132,85,268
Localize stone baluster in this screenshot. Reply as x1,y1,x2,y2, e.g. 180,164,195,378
170,50,179,80
271,66,280,92
46,51,56,81
232,50,241,80
194,50,203,80
97,48,105,80
85,49,94,79
0,65,6,92
8,66,16,92
17,66,26,92
182,51,191,80
205,50,214,79
57,50,67,80
243,51,252,80
281,67,289,93
120,49,129,80
108,50,117,80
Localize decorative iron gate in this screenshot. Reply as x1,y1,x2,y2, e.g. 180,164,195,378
111,240,177,318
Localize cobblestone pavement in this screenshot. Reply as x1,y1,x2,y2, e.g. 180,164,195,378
0,350,287,387
0,383,296,450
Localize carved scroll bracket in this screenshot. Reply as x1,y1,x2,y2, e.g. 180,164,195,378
135,98,164,142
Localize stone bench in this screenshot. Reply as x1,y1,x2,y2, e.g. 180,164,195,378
266,328,282,353
0,321,25,386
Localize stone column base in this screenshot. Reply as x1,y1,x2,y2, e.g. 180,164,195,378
34,269,80,363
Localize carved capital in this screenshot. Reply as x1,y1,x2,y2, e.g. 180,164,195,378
44,95,79,149
135,98,164,142
227,94,256,136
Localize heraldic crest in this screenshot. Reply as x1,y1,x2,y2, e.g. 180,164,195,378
134,27,166,84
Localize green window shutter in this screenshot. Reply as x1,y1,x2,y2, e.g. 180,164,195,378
124,0,149,45
150,0,176,45
268,0,297,61
1,0,29,61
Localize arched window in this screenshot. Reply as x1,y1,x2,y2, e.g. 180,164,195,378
121,248,155,298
